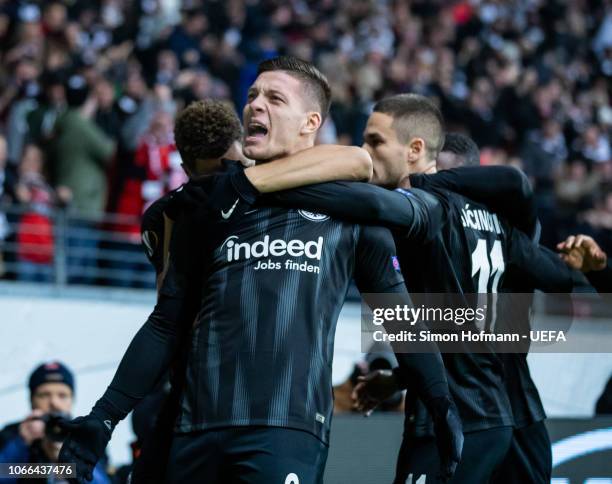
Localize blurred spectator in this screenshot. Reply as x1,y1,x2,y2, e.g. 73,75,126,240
576,125,611,165
580,190,612,256
557,158,600,201
108,106,182,288
92,77,122,139
14,144,56,282
0,0,608,285
0,361,110,484
44,74,115,285
46,74,115,217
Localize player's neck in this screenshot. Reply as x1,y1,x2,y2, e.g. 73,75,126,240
256,140,316,164
192,158,224,175
397,163,438,188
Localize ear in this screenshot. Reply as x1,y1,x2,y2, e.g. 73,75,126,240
406,137,426,164
301,111,322,136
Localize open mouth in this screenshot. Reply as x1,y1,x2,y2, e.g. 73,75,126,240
246,121,269,140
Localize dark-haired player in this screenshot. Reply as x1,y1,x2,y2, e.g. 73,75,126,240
423,133,554,484
437,133,480,169
59,59,460,484
356,99,583,483
259,94,580,483
134,99,379,483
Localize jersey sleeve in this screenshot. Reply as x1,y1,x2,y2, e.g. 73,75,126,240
353,225,405,292
158,210,205,299
410,166,537,237
141,196,170,274
585,262,612,293
353,226,450,401
506,229,584,292
264,182,445,242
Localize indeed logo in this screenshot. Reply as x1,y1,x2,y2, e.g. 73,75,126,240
221,235,324,262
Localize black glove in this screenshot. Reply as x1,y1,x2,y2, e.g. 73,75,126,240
426,396,464,482
58,414,112,483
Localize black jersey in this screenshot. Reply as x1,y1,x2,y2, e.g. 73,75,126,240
98,162,451,447
163,165,406,444
140,182,207,275
266,176,577,434
586,261,612,292
267,181,515,431
396,187,515,433
496,243,584,428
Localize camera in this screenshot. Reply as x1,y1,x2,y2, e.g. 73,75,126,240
40,413,71,442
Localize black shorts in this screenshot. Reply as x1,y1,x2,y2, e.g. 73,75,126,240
491,420,551,484
394,426,513,484
166,426,329,484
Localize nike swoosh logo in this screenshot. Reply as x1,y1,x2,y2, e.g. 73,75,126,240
221,199,239,219
103,420,112,431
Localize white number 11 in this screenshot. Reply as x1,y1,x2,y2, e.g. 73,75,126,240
471,239,505,293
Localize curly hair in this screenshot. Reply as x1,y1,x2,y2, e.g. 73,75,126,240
174,100,242,170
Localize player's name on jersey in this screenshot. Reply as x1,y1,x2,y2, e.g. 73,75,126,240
460,204,503,234
372,329,567,343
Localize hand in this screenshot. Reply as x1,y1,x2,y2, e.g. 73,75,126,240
153,84,172,103
58,415,111,483
427,396,464,482
351,369,400,416
15,183,31,203
56,185,73,206
19,410,46,445
557,234,607,272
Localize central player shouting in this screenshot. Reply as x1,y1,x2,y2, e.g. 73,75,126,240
59,57,462,484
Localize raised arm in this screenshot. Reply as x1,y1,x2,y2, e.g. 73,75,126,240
508,229,585,292
244,144,372,192
557,234,612,293
410,166,537,237
265,182,445,242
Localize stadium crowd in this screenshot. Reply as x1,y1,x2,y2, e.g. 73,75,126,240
0,0,610,284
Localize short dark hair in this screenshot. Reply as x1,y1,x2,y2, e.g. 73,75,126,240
174,100,242,170
373,94,445,160
441,133,480,166
257,56,331,120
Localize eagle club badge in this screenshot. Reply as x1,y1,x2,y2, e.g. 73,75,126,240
298,210,329,222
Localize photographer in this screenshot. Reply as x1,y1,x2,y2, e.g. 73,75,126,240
0,362,110,483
